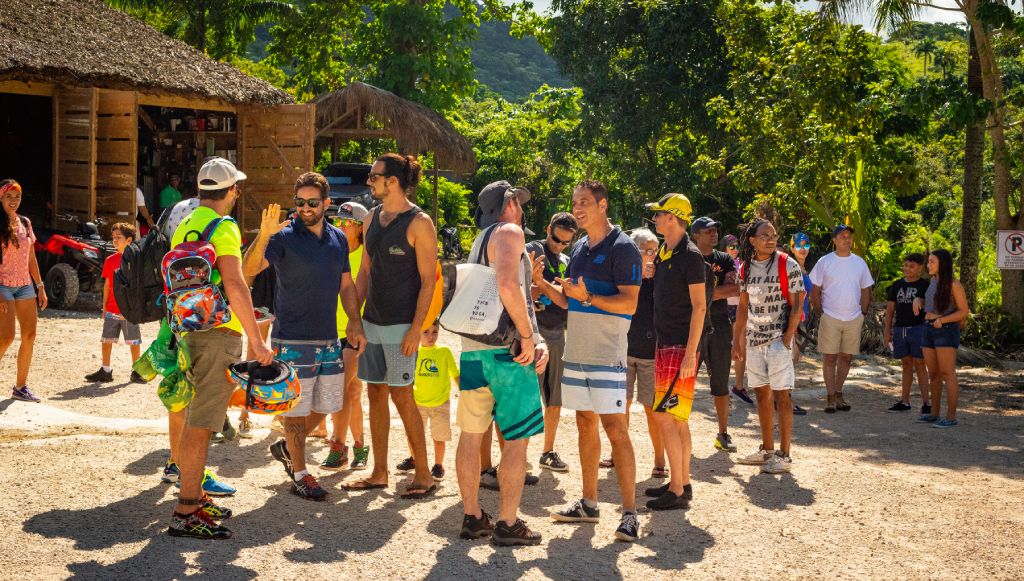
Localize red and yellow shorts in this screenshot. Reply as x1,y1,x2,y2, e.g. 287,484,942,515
653,344,697,422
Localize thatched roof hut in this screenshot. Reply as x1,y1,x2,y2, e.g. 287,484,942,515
314,82,476,174
0,0,292,105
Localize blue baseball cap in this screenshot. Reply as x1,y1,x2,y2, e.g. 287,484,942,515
832,224,855,238
792,232,810,246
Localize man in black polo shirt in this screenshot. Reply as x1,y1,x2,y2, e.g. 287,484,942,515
527,211,577,472
643,193,706,511
690,216,739,453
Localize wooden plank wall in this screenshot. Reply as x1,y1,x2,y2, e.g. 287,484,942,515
95,90,138,231
54,87,97,229
238,104,315,234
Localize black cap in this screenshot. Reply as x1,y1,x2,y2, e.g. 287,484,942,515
691,216,721,234
473,180,531,229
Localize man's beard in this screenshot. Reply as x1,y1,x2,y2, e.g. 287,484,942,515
299,209,324,227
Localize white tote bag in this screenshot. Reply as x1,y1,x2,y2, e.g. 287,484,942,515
439,262,503,336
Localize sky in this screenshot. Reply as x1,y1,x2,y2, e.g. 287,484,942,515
526,1,966,31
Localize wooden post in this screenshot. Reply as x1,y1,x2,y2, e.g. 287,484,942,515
331,136,338,163
432,161,439,225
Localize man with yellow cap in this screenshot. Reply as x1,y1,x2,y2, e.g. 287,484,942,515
641,193,707,511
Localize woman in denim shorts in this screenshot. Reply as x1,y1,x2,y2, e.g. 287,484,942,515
0,180,48,402
917,249,969,428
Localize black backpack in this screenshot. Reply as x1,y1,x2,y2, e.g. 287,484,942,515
113,227,170,324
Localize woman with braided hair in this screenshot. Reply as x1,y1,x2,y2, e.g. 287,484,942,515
732,219,805,473
0,179,47,402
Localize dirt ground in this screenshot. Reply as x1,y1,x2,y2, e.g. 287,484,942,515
1,303,1022,580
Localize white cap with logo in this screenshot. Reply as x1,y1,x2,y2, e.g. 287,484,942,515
197,158,247,190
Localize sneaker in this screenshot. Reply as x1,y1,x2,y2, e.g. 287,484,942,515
320,441,348,471
292,474,328,501
916,414,939,423
220,417,237,441
933,418,959,429
84,368,114,383
175,468,236,496
396,457,416,471
714,432,737,452
761,451,793,474
731,385,754,405
551,499,600,523
167,510,232,540
921,403,932,415
646,490,689,511
614,512,640,542
431,464,445,480
161,461,180,484
199,494,232,520
524,472,539,486
480,467,500,491
835,392,851,411
237,417,254,439
350,444,369,470
888,401,912,412
460,510,495,539
492,519,542,546
825,394,837,414
737,446,774,466
210,432,225,444
12,385,41,402
539,451,568,472
793,404,808,416
269,439,293,479
129,370,148,384
644,483,693,499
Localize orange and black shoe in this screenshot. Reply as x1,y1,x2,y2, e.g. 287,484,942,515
167,509,232,540
199,493,232,520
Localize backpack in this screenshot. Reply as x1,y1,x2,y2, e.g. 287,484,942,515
161,217,234,334
739,251,802,321
113,226,171,324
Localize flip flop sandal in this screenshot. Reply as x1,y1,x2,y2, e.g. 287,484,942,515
342,479,387,491
651,467,669,479
599,458,615,468
400,484,437,499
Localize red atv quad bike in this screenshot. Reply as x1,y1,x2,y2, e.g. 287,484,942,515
33,214,116,309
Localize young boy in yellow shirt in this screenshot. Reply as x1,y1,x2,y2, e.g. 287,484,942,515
397,321,459,480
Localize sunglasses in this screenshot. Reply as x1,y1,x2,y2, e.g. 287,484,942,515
367,172,389,182
332,217,362,228
550,231,574,246
642,248,657,256
294,197,323,208
794,242,811,250
726,244,737,250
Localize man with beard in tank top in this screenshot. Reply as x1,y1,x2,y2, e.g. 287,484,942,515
342,153,438,499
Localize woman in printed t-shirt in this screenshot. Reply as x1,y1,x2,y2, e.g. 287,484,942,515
0,179,48,402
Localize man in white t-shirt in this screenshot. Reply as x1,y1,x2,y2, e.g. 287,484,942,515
809,225,873,413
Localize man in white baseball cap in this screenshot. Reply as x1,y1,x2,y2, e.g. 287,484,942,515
197,157,247,191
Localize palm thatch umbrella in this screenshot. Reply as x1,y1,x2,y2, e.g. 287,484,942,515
313,82,476,221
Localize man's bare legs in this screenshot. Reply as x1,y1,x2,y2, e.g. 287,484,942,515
641,403,666,469
653,413,690,496
389,386,433,491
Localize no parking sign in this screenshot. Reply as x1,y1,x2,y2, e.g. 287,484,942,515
997,231,1024,269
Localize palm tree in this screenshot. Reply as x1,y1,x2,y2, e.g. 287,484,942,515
818,0,1024,321
107,0,297,58
913,37,937,77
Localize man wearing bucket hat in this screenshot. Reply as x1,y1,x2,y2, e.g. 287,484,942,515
809,225,874,413
639,193,707,511
455,180,549,546
167,157,274,540
549,180,643,542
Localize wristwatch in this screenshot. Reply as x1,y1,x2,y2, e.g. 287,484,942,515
35,281,44,289
581,292,593,308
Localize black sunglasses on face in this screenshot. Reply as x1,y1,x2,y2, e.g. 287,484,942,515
294,198,323,208
550,231,574,245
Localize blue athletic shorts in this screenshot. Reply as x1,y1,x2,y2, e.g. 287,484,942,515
892,325,925,359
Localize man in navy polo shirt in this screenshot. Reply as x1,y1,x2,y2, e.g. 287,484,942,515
550,180,643,543
243,171,365,501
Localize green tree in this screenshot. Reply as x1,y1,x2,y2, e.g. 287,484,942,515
265,0,362,99
914,37,938,76
107,0,297,59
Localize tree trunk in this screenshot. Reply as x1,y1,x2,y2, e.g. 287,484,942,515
960,28,983,309
968,16,1024,321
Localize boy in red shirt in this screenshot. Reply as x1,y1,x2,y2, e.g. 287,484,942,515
85,222,147,384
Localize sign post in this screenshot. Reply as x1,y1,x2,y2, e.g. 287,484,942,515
997,230,1024,269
